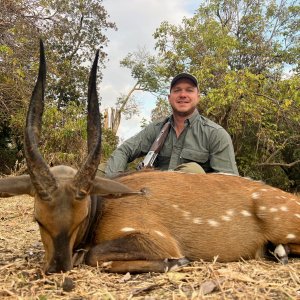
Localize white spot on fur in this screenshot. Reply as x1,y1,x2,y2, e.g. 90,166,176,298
260,188,268,192
270,208,278,212
280,206,288,212
296,201,300,206
294,214,300,219
226,209,234,216
208,219,219,227
259,206,266,210
101,261,112,267
281,196,287,199
193,217,202,224
221,215,231,221
251,192,260,200
286,234,296,239
121,227,136,232
183,211,191,218
172,204,179,209
155,230,165,237
275,196,281,199
241,210,252,217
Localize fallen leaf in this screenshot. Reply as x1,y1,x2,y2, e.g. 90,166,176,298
200,279,220,295
118,272,131,283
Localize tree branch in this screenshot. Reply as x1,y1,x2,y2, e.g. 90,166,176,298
254,93,280,106
257,160,300,168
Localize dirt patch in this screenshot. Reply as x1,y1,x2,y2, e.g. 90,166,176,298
1,195,300,299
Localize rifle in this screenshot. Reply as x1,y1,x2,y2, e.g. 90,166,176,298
137,121,171,170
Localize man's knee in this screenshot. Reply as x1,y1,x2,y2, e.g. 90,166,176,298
174,162,205,174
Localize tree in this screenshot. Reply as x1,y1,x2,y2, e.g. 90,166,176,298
1,0,116,119
148,0,300,191
105,48,165,133
150,97,171,122
154,0,299,86
0,0,116,173
40,0,116,107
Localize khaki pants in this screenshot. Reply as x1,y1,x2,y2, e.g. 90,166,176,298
173,162,205,174
97,161,205,177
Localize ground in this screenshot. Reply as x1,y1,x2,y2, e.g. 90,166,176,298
1,195,300,299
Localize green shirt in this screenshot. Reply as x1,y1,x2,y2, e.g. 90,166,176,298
105,110,239,177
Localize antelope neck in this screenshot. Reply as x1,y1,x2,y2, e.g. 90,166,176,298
75,195,103,250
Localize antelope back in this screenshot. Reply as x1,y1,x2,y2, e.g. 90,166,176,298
96,171,300,262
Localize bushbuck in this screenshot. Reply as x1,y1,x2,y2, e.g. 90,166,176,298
0,41,300,274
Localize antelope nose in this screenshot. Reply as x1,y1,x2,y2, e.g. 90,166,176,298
45,259,72,274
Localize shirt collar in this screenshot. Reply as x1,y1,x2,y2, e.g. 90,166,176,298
170,109,200,126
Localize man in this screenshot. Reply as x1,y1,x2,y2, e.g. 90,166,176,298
103,73,239,177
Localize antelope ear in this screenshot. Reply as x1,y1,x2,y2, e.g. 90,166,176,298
91,176,136,196
0,175,33,197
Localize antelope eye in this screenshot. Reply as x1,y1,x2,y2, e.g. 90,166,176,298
75,190,87,200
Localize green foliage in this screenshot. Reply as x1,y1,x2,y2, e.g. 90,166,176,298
140,117,150,129
0,0,118,174
41,103,87,166
42,0,116,107
109,48,168,133
120,48,163,92
151,97,171,122
148,0,300,191
10,102,119,169
200,70,299,189
10,102,87,168
0,148,20,175
101,128,119,162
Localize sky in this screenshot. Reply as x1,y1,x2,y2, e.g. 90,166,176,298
100,0,199,142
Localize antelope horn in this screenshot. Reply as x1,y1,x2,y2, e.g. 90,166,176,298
73,50,101,196
24,40,57,200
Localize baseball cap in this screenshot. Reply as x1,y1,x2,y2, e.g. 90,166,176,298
170,73,198,90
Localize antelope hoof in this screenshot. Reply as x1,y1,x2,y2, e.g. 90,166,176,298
72,249,88,266
273,244,289,265
164,257,190,272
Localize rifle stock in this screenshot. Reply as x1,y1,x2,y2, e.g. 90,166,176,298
137,121,171,170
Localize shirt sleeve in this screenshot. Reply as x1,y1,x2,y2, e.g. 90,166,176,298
208,128,239,175
105,123,157,178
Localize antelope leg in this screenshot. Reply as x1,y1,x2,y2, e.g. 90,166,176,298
85,234,189,273
98,258,190,273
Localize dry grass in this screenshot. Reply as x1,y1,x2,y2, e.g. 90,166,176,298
1,195,300,300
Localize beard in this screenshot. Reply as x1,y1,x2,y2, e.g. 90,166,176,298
171,105,197,118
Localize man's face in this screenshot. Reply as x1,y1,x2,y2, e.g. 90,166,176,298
168,78,199,117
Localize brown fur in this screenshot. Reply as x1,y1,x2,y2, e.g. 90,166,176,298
2,164,300,273
94,171,300,265
2,41,300,274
